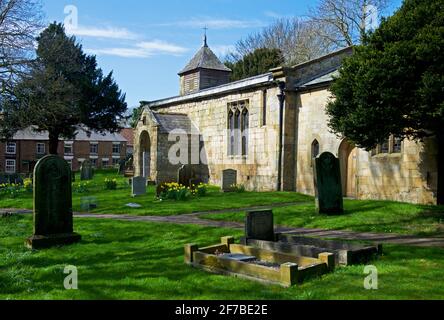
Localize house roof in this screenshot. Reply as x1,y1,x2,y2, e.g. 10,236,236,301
178,43,231,75
295,69,340,90
152,113,198,134
12,126,127,142
120,128,135,146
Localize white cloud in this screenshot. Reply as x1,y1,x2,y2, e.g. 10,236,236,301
86,40,188,58
66,25,138,40
156,17,265,29
264,11,283,19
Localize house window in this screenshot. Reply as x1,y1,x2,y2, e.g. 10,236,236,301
112,144,121,154
6,142,16,154
112,158,120,166
393,137,402,153
36,143,45,155
102,159,110,168
64,143,73,155
90,143,98,155
66,160,72,170
90,159,97,167
380,139,390,154
228,100,249,157
5,160,16,174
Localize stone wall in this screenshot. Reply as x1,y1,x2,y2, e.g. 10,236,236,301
295,86,438,205
148,86,281,191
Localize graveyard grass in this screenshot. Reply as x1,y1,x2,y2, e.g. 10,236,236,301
0,170,311,216
202,201,444,237
1,214,444,300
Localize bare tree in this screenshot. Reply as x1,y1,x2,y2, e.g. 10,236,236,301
0,0,44,94
309,0,391,48
226,17,333,66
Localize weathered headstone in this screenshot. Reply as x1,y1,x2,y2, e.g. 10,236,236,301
313,152,344,214
118,159,126,175
80,160,93,181
132,176,147,197
25,155,81,250
222,169,237,192
245,209,275,241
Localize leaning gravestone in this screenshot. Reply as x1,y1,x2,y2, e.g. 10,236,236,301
80,160,93,181
245,209,275,242
313,152,344,214
132,176,147,197
25,155,81,250
222,169,237,192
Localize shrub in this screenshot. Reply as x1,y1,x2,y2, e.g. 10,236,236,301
23,178,33,193
104,178,117,190
230,184,246,193
0,183,24,199
74,181,91,194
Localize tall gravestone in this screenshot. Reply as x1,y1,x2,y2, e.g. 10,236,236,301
80,160,93,181
313,152,344,214
245,209,275,241
132,176,147,197
222,169,237,192
25,155,81,250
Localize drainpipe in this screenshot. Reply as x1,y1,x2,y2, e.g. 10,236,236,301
277,81,286,191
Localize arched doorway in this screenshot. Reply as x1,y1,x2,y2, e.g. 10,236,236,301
139,131,151,179
339,139,358,198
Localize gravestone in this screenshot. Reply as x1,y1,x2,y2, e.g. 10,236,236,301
80,160,93,181
118,159,126,175
222,169,237,192
132,176,147,197
178,165,193,187
313,152,344,214
245,209,275,242
25,155,81,250
71,171,76,182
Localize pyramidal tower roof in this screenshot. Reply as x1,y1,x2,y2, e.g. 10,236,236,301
178,34,231,75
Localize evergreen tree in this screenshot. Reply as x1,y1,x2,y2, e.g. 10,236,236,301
1,23,127,155
225,48,284,81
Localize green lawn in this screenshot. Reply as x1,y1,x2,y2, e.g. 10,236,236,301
202,200,444,237
1,215,444,300
0,170,311,216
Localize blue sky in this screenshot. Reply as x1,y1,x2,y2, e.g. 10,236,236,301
42,0,403,111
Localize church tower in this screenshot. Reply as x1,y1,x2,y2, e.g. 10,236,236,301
178,33,232,96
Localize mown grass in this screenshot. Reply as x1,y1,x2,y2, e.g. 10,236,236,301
0,170,311,216
202,200,444,236
1,215,444,300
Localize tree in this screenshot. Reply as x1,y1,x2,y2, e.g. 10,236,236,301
309,0,390,48
225,48,284,82
326,0,444,204
0,23,127,154
0,0,43,94
226,18,332,66
130,107,142,128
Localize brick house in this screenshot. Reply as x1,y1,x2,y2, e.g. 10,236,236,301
120,128,134,156
0,126,127,174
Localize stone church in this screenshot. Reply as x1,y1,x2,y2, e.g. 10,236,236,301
134,36,438,205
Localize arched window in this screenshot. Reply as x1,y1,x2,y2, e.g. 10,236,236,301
228,110,234,156
234,110,241,155
312,139,320,159
227,100,249,157
242,109,249,156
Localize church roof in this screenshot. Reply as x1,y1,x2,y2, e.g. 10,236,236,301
178,42,231,75
153,113,198,134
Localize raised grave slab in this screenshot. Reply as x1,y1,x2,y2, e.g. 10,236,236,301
242,234,381,266
185,236,335,287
